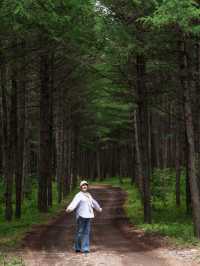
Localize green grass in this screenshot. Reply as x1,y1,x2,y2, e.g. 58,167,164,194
0,182,79,251
91,175,200,247
0,252,25,266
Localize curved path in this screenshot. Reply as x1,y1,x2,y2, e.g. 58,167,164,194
20,185,197,266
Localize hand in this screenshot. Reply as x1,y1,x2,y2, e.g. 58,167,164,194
99,207,102,212
65,208,71,213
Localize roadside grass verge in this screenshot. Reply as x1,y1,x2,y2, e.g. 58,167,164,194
91,175,200,247
0,252,25,266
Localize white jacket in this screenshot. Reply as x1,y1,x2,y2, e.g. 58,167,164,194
66,191,102,219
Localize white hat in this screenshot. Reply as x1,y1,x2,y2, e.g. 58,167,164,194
80,180,88,187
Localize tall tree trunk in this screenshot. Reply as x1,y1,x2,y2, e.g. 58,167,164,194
15,46,26,218
175,128,181,207
96,143,101,180
194,39,200,154
63,126,70,196
151,111,161,169
38,50,51,212
133,110,143,191
55,85,64,203
136,55,151,223
185,137,192,214
23,81,32,199
0,99,3,176
1,55,14,221
180,39,200,237
72,126,79,188
47,52,54,208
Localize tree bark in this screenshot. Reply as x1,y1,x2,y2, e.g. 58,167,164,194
136,55,151,223
1,54,14,221
133,110,143,191
38,50,51,212
175,129,181,207
15,44,26,218
180,39,200,237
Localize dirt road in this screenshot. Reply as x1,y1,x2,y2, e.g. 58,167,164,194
19,185,199,266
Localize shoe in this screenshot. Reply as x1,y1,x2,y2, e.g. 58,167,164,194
75,250,81,253
83,250,89,255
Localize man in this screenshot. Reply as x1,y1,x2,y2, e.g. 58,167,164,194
66,180,102,254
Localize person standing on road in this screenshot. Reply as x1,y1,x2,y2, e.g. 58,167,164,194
65,180,102,254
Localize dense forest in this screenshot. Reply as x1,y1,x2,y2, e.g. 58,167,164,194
0,0,200,239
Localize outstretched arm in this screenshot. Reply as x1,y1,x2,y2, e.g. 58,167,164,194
92,198,102,212
66,194,81,213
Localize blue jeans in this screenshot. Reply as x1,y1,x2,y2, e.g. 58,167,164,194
74,216,91,252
